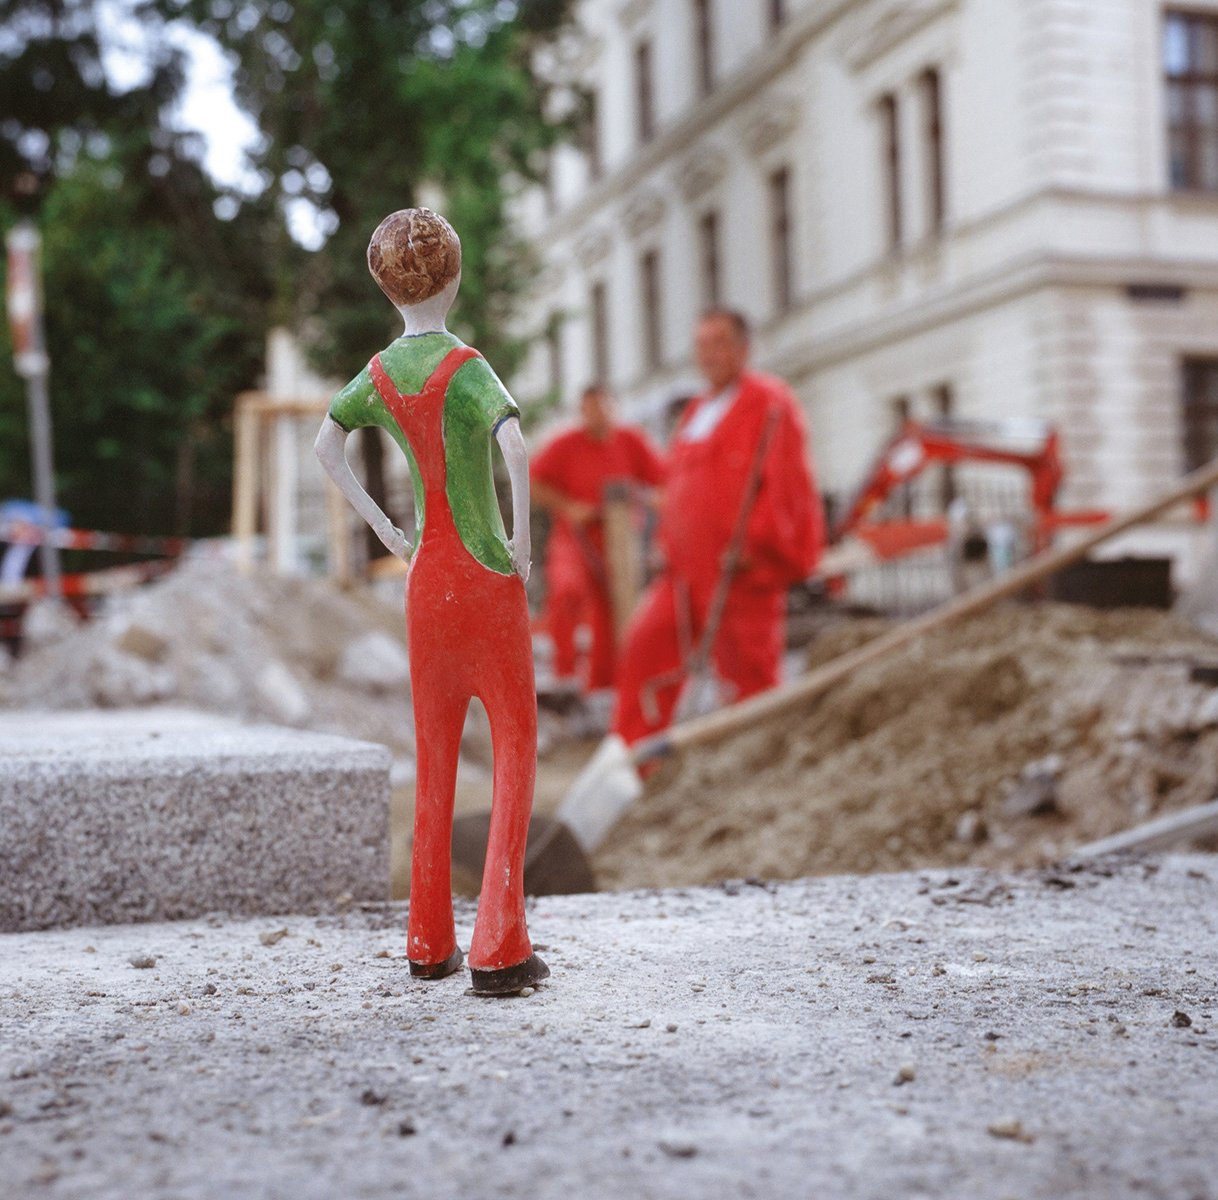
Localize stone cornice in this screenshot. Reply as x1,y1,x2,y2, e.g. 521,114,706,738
538,0,860,243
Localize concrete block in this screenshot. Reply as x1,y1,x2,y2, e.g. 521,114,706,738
0,709,391,931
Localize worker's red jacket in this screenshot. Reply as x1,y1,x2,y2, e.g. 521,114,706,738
531,425,666,568
660,371,824,593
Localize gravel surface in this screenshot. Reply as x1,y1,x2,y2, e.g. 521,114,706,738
1,856,1216,1199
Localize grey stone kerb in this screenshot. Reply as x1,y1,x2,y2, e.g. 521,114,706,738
0,709,390,932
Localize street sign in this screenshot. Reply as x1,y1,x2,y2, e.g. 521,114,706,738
5,222,49,378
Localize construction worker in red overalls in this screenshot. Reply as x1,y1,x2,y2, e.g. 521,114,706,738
315,208,547,996
531,384,665,691
612,309,825,745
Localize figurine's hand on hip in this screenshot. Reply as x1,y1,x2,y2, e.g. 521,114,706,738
376,518,413,562
510,539,531,584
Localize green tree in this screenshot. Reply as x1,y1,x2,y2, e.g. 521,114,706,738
0,0,271,537
179,0,573,375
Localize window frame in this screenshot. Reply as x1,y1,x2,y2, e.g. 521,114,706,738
1164,9,1218,191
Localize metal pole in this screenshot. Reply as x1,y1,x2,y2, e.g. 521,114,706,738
24,365,61,597
6,220,61,598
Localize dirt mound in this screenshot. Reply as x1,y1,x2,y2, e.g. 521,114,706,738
0,561,420,757
593,604,1218,889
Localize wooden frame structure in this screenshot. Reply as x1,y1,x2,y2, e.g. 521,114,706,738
231,391,352,581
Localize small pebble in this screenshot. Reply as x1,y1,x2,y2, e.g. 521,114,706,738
972,952,988,963
658,1138,698,1159
259,929,289,947
666,1023,678,1033
894,1063,916,1085
1172,1010,1193,1028
129,955,156,970
330,963,344,973
177,1003,191,1016
987,1118,1032,1142
0,1099,11,1117
520,987,535,998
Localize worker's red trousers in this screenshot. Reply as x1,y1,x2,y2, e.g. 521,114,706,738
611,573,785,745
544,542,616,689
372,347,536,974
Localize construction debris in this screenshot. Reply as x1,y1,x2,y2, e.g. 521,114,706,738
0,561,421,759
594,604,1218,889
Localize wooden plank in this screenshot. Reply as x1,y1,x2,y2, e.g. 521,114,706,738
601,481,641,640
1071,799,1218,858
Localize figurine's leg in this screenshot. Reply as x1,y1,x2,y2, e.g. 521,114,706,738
407,680,469,976
467,584,548,994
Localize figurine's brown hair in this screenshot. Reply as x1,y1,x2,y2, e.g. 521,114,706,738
367,208,462,307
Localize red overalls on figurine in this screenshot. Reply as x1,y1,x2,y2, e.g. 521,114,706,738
316,208,547,996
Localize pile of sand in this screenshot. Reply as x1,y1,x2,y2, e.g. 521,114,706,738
594,604,1218,889
0,561,421,758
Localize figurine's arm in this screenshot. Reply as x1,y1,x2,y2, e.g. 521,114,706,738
314,416,412,561
495,416,531,583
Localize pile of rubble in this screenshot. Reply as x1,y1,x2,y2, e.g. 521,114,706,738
595,603,1218,889
0,562,419,759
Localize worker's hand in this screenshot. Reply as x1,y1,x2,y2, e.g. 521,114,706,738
509,537,531,584
376,518,413,563
566,500,598,526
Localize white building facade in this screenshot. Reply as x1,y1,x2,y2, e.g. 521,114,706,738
514,0,1218,569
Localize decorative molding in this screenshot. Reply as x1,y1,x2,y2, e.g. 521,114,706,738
676,145,729,202
839,0,960,73
738,94,801,158
622,189,667,238
575,228,612,268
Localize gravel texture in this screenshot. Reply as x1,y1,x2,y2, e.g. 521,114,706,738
0,709,390,931
1,855,1216,1198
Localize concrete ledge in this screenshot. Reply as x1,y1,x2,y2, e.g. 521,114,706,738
0,709,390,931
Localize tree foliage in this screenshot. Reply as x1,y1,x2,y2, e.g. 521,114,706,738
0,0,571,542
0,0,271,536
181,0,573,376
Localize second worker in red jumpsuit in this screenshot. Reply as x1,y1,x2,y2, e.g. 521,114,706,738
612,310,826,745
531,385,665,692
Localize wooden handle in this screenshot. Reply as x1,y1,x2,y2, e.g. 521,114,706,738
641,456,1218,762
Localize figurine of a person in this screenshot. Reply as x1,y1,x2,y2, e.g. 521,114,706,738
315,208,548,996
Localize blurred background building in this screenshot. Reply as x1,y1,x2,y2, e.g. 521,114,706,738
514,0,1218,569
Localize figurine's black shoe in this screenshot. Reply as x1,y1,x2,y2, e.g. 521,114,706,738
469,953,550,996
409,946,464,980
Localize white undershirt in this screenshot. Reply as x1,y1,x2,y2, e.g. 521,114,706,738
679,383,739,443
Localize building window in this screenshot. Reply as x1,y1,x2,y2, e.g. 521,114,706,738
769,0,786,30
590,281,609,386
932,382,957,509
879,92,902,249
1182,358,1218,470
584,90,602,182
890,395,914,518
693,0,715,97
920,67,946,233
698,208,721,309
768,165,794,314
547,317,564,400
640,249,663,372
635,40,656,145
1165,11,1218,190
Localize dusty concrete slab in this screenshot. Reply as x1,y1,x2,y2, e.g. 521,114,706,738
0,709,390,931
0,857,1216,1199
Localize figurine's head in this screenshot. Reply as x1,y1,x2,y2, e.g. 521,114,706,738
694,308,751,393
367,208,462,311
579,383,615,440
